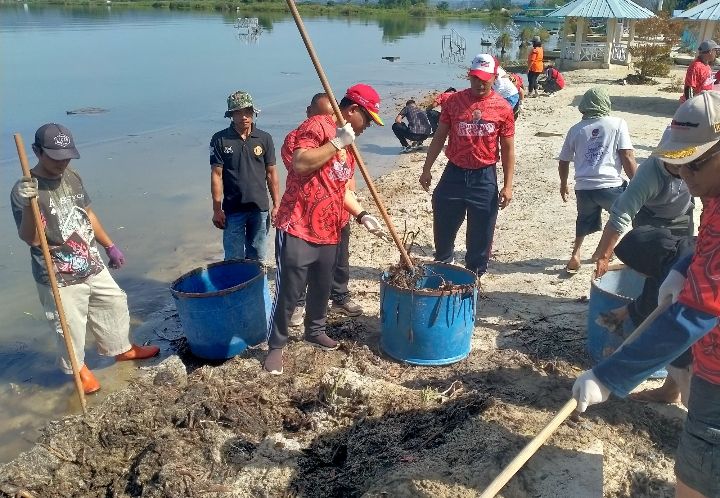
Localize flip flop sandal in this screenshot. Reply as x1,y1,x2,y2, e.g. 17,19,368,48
565,265,580,275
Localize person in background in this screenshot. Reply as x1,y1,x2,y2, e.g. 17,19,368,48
542,63,565,96
210,90,280,261
265,84,387,375
10,123,159,394
572,92,720,498
392,99,432,153
507,72,525,119
426,87,456,134
527,35,544,98
493,66,520,112
419,54,515,276
558,87,637,273
682,40,718,102
281,93,365,327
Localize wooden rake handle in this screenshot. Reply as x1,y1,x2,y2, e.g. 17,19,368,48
14,134,87,414
480,296,674,497
283,0,413,268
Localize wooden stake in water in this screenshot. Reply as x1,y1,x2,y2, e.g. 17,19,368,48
283,0,413,268
14,134,88,415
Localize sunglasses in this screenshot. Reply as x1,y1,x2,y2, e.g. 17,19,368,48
358,106,375,127
681,147,720,172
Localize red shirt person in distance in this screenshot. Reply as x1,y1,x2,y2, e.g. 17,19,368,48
682,39,718,102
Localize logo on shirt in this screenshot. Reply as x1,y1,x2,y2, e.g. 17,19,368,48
254,145,264,156
224,146,234,154
457,121,497,137
329,159,352,182
591,128,600,137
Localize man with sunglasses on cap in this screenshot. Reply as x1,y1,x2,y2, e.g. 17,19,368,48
10,123,159,395
210,90,279,261
573,92,720,498
682,40,718,103
264,84,387,375
419,53,515,277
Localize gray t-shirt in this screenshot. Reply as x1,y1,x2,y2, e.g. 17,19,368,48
11,168,104,287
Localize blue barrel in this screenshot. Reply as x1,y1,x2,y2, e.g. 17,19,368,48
588,267,666,378
170,260,271,360
380,262,478,365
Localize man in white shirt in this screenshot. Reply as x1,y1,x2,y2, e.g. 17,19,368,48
558,87,637,273
493,66,520,111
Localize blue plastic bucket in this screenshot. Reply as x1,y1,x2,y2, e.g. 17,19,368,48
380,262,478,365
170,260,271,360
588,267,666,378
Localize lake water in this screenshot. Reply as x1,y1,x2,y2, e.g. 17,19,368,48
0,5,554,463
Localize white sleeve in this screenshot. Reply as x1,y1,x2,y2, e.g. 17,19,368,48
617,119,633,150
558,129,575,162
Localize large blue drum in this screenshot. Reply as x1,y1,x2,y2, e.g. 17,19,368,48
380,262,478,365
170,260,271,360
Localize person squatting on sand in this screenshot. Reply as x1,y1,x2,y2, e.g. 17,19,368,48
210,90,280,261
392,99,432,154
281,93,366,326
419,53,515,276
558,87,637,273
10,124,159,395
264,84,388,375
573,92,720,498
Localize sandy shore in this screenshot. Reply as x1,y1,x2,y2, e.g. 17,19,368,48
0,67,692,497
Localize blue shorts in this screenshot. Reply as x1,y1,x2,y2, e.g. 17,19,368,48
675,376,720,497
575,185,625,237
504,93,520,109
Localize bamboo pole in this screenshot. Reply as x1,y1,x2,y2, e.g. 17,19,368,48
14,134,88,414
283,0,413,268
479,296,673,497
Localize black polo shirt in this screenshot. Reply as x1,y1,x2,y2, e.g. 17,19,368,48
209,124,276,214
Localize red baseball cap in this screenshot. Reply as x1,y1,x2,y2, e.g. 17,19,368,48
345,84,384,126
468,53,498,82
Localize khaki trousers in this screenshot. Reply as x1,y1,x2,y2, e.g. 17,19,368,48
36,268,131,374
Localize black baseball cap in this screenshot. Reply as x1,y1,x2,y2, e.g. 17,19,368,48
34,123,80,160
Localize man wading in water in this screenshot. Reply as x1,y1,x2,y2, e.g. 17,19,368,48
11,123,159,394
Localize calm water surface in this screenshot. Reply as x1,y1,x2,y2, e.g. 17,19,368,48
0,6,547,462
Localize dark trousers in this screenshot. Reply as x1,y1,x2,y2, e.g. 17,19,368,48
432,162,498,275
528,71,542,93
614,225,696,367
297,222,351,306
267,230,338,349
391,122,430,148
427,109,440,134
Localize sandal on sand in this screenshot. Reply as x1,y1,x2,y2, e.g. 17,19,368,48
564,264,580,275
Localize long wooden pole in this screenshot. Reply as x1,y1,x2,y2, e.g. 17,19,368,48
283,0,413,268
14,134,88,414
479,297,673,497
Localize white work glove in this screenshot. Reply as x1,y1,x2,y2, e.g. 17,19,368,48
16,176,39,207
330,123,356,150
658,269,686,306
359,213,390,241
572,370,610,413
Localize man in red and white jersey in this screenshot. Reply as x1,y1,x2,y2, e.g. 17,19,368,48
419,53,515,276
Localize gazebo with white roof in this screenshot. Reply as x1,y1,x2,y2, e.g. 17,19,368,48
548,0,656,69
675,0,720,47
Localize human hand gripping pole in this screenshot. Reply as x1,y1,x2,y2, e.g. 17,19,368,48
284,0,413,268
14,134,88,414
479,295,674,497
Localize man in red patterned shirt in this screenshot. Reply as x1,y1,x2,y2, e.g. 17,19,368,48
573,92,720,498
264,84,386,375
419,53,515,276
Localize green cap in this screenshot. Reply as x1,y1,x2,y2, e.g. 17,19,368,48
224,90,257,118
